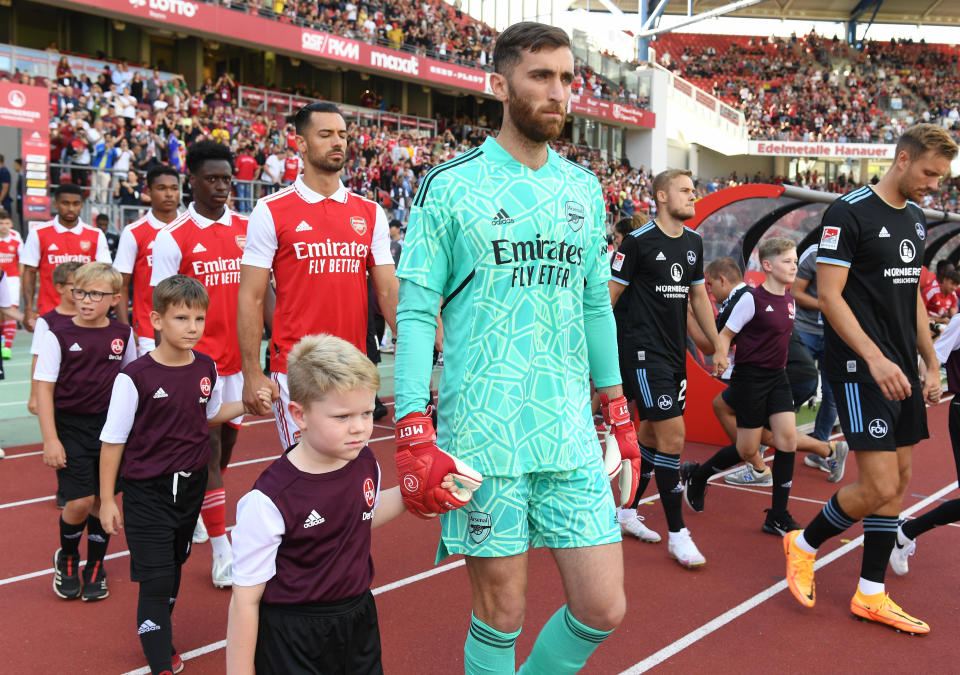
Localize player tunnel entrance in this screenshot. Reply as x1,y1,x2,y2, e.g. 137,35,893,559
680,184,960,445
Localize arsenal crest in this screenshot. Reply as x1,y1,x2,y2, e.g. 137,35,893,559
235,235,246,250
80,240,91,252
350,216,367,235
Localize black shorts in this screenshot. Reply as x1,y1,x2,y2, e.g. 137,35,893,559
621,363,686,421
122,468,208,583
728,365,795,429
55,410,108,501
831,380,928,451
255,591,383,675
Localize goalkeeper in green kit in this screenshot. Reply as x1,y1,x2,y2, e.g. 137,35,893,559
392,21,642,675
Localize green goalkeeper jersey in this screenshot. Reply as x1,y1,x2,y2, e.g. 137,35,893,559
395,136,620,477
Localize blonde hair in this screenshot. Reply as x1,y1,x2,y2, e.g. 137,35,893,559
287,334,380,406
652,169,693,206
896,123,959,161
73,262,122,292
758,237,797,263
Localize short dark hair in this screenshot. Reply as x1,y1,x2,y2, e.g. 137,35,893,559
493,22,571,77
153,274,210,314
294,101,343,136
54,183,85,200
186,140,234,174
614,217,638,238
935,259,955,275
146,164,181,188
52,261,84,285
0,209,10,220
947,270,960,285
96,213,109,224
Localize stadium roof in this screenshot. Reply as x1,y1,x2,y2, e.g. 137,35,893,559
567,0,960,28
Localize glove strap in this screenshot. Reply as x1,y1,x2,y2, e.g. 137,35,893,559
600,394,631,426
396,409,437,445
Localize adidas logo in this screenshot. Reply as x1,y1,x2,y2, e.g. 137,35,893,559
68,343,82,352
303,509,325,528
491,208,514,226
656,252,666,261
138,620,161,635
49,243,59,251
192,242,207,253
295,221,313,232
765,305,774,312
879,227,890,238
781,480,793,488
153,388,168,399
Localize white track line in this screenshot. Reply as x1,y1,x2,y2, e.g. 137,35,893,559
119,560,468,675
711,482,829,506
617,480,959,674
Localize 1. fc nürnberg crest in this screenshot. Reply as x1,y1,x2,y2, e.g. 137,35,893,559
350,216,368,235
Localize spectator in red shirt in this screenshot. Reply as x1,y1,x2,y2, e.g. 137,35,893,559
235,145,259,213
927,269,960,328
282,147,301,184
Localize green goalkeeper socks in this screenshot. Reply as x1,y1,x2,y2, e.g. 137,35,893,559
518,605,613,675
464,613,522,675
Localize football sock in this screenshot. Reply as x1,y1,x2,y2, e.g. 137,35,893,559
654,453,684,532
201,488,226,538
902,498,960,539
210,534,231,561
2,317,16,348
59,516,86,556
857,578,884,596
85,515,110,564
518,605,612,675
693,444,740,484
137,575,175,675
802,494,856,549
861,514,898,584
463,613,521,675
770,450,795,515
627,444,657,509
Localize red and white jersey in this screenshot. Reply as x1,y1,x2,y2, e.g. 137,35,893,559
0,230,23,278
243,177,392,372
151,203,248,375
282,156,302,182
21,218,112,314
114,210,171,336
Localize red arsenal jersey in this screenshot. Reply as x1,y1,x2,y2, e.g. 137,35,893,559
283,156,301,182
151,204,247,375
113,210,169,335
21,218,111,314
243,178,393,372
0,230,22,278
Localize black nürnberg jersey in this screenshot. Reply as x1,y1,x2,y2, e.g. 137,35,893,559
611,220,705,370
816,186,927,383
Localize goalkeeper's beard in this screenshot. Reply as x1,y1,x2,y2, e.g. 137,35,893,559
509,91,565,144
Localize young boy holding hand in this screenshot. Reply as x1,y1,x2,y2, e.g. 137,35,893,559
226,334,476,674
99,274,272,675
34,262,137,600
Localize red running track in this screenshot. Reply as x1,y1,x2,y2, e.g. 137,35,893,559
1,400,958,674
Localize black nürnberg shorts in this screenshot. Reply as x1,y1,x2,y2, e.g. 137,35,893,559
832,380,928,451
55,410,108,501
727,365,795,429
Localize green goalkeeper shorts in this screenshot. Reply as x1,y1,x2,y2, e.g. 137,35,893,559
436,459,621,561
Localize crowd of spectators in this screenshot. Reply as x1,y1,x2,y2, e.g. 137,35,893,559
655,31,960,144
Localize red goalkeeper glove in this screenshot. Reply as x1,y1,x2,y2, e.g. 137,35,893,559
600,394,642,508
395,409,483,519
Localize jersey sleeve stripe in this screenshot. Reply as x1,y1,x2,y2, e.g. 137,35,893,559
558,155,596,177
684,226,702,237
817,256,852,268
610,276,629,285
440,269,476,310
840,186,870,202
412,149,483,208
691,278,705,285
630,222,655,237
